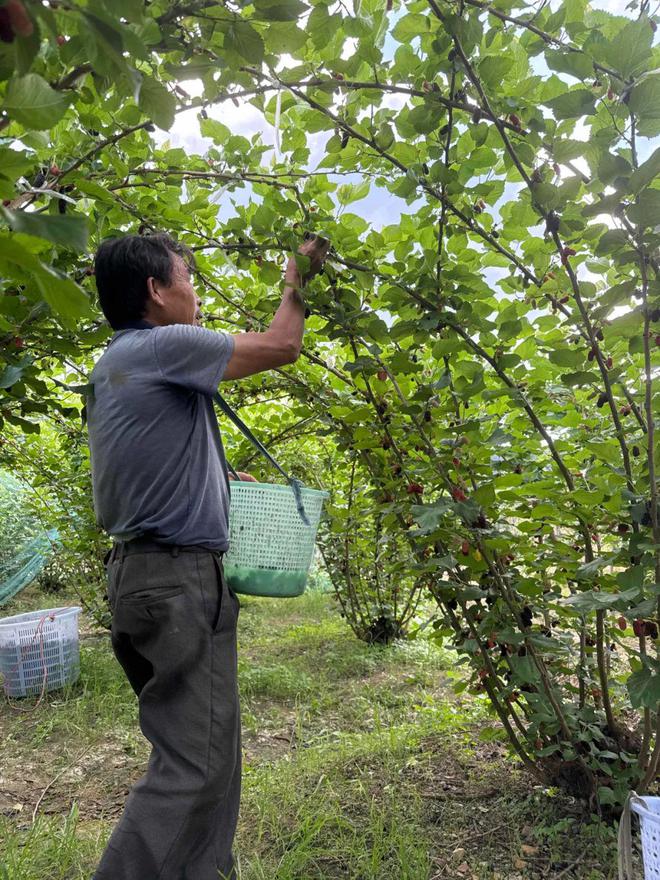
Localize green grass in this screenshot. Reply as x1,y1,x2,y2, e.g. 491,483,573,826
0,588,621,879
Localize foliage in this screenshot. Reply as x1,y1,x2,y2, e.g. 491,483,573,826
1,421,110,624
0,0,658,807
318,454,426,642
0,469,41,570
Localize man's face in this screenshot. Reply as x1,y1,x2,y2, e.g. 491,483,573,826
149,253,202,326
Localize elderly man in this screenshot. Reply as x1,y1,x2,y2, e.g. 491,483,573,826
87,231,329,880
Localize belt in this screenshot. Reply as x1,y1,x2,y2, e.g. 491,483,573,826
106,537,225,563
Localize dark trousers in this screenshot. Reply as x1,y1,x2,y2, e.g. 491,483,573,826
93,542,241,880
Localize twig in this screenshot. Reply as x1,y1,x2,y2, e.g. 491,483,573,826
448,821,510,848
31,745,93,823
548,851,585,879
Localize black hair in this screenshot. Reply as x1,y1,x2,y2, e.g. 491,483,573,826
94,232,195,329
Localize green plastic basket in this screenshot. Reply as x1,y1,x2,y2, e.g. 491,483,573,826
224,482,329,598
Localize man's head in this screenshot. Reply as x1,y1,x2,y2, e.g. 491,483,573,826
95,233,201,330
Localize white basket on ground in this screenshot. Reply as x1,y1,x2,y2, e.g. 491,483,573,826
619,792,660,880
0,606,82,697
225,482,328,598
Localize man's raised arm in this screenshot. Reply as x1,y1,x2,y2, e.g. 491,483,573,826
222,236,329,381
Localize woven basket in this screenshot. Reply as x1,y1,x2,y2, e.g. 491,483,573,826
225,482,328,597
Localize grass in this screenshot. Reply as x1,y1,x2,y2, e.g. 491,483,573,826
0,585,622,879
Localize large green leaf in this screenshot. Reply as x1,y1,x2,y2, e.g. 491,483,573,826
627,189,660,229
548,348,584,368
0,208,88,251
544,88,596,119
337,180,370,205
629,147,660,194
224,21,265,63
0,149,34,182
544,48,594,80
200,117,231,144
35,267,93,322
628,74,660,137
408,102,444,135
0,362,29,389
138,76,177,130
628,660,660,710
3,74,70,130
478,55,514,87
253,0,308,20
588,17,653,78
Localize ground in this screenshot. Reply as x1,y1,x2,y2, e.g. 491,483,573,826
0,583,621,879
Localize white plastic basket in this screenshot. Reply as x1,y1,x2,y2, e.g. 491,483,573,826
633,797,660,879
225,482,328,597
0,606,82,698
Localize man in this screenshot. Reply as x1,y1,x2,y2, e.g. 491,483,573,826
87,230,329,880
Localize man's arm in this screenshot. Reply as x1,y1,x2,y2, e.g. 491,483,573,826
222,236,329,381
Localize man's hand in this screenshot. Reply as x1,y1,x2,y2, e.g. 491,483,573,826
286,235,330,286
228,471,258,482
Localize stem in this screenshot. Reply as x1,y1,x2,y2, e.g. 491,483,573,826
595,610,616,731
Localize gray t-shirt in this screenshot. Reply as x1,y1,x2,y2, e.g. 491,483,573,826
86,324,235,551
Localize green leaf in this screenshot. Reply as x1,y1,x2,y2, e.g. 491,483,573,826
590,18,653,78
0,208,89,251
564,589,618,611
509,654,539,685
80,11,130,76
560,370,598,387
629,147,660,194
408,102,443,135
14,23,42,77
597,786,617,806
616,566,645,590
337,180,370,205
627,189,660,230
35,267,93,322
553,139,590,163
628,660,660,710
225,21,265,64
0,149,34,182
544,89,596,119
200,117,231,144
548,347,583,367
263,21,308,53
478,55,514,87
392,13,429,43
3,74,70,130
138,77,177,130
597,152,632,186
545,48,594,80
0,362,28,389
411,500,453,532
531,182,560,211
253,0,308,20
628,74,660,137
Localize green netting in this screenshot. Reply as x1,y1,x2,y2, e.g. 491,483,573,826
0,472,59,607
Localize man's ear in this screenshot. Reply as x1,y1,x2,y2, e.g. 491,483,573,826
146,276,165,307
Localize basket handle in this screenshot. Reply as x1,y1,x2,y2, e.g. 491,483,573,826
213,391,311,526
619,790,650,880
